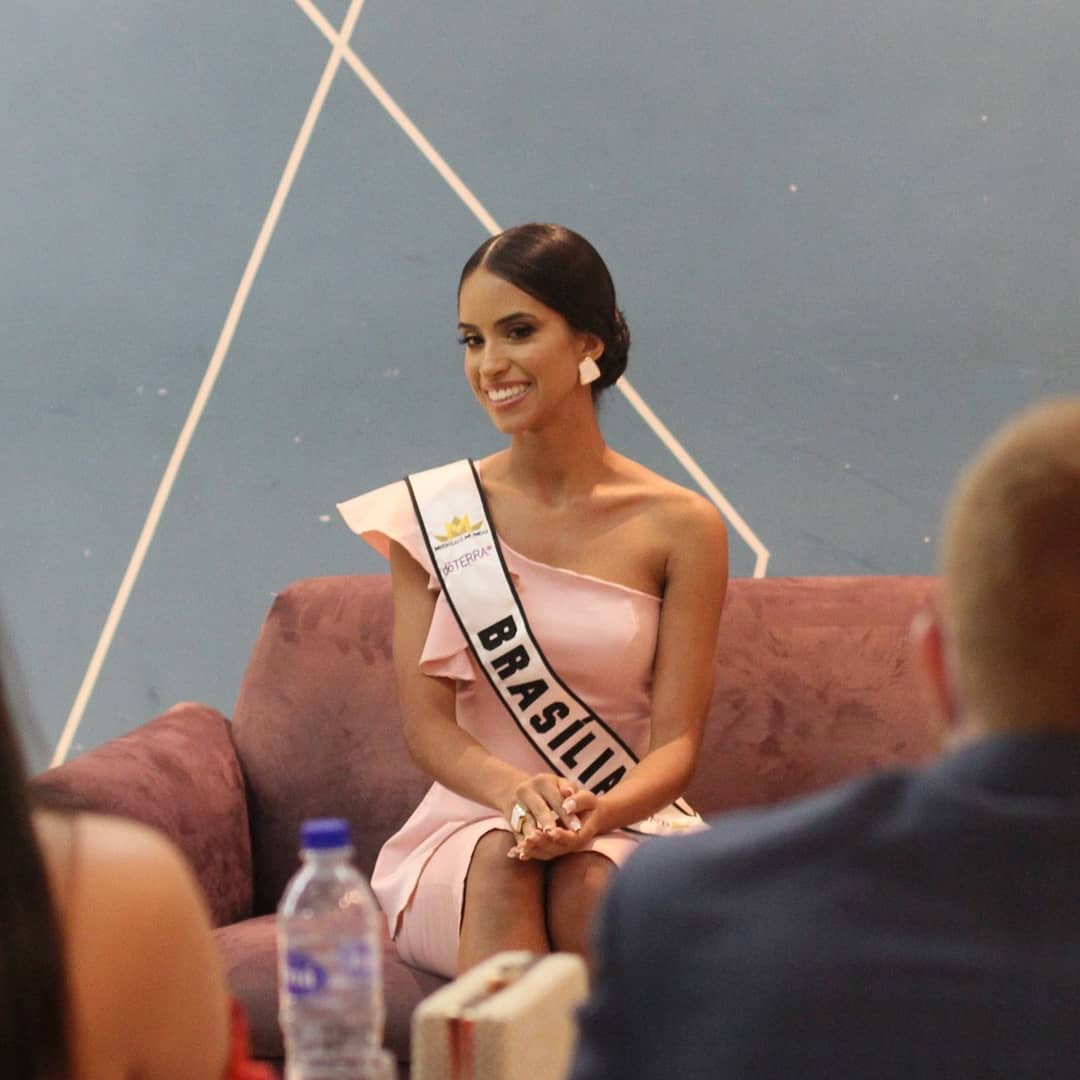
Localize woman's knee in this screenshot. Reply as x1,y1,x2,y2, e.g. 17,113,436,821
546,852,614,954
463,830,543,912
459,830,548,971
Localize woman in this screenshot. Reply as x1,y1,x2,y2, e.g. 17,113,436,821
0,662,270,1078
339,223,728,978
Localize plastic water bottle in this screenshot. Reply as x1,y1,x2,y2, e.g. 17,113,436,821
278,818,386,1080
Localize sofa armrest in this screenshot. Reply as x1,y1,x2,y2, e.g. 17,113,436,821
30,702,253,927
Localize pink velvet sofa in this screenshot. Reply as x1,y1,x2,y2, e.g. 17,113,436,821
31,573,942,1072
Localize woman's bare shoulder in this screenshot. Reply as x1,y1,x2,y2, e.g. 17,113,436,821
37,810,196,891
37,812,221,967
35,811,230,1079
611,455,728,541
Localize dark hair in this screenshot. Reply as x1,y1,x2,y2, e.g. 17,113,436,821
0,654,70,1077
459,223,631,399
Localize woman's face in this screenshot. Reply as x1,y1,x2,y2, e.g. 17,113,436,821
458,268,595,434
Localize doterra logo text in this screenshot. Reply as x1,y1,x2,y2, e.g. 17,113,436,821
442,544,495,578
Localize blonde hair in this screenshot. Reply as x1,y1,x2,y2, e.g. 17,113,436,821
941,397,1080,733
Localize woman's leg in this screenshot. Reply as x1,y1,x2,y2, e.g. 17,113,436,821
546,851,615,966
457,829,549,973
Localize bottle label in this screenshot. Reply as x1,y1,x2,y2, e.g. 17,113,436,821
284,941,377,999
285,949,329,998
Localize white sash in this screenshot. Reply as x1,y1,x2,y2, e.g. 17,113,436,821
406,459,706,837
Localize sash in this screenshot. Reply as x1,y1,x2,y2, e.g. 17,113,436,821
406,459,706,837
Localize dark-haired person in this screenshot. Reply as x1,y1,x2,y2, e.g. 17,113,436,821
0,665,272,1078
338,223,728,977
571,397,1080,1080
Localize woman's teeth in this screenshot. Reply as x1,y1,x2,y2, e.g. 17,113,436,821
487,385,530,403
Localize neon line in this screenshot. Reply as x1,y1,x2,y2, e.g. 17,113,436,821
51,0,369,767
292,1,771,577
340,55,502,234
294,0,500,234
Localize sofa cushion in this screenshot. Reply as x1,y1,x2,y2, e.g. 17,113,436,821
33,703,253,925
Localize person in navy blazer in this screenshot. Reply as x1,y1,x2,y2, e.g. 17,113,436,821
571,396,1080,1080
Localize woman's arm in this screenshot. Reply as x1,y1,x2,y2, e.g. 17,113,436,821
593,495,728,830
517,495,728,856
390,541,575,825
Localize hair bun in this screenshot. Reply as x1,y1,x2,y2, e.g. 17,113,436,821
597,306,630,390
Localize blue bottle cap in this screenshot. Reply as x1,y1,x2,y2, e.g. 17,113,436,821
300,818,351,850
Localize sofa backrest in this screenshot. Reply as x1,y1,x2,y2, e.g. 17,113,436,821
231,576,423,915
232,574,941,914
684,575,941,814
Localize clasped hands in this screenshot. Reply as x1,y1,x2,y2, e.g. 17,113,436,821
505,773,603,860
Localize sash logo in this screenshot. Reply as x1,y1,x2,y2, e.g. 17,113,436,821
435,514,485,543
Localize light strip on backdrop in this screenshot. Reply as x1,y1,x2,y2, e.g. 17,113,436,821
51,0,369,766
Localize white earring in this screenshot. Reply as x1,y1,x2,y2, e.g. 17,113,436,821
578,356,601,386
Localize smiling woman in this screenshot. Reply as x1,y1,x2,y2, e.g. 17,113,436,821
458,224,631,404
458,268,601,434
336,223,729,981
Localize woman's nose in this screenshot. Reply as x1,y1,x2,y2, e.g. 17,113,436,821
478,344,509,376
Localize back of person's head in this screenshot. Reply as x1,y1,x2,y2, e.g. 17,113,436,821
0,657,70,1077
941,397,1080,734
459,223,631,399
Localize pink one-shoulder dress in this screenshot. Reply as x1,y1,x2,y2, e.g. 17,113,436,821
338,478,660,978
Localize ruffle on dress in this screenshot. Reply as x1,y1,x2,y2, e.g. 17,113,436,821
337,480,439,589
337,478,521,685
419,595,475,683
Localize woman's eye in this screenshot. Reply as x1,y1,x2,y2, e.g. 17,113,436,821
457,334,481,348
507,324,534,340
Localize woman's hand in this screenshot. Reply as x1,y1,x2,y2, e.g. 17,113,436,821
504,773,581,836
508,789,604,861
